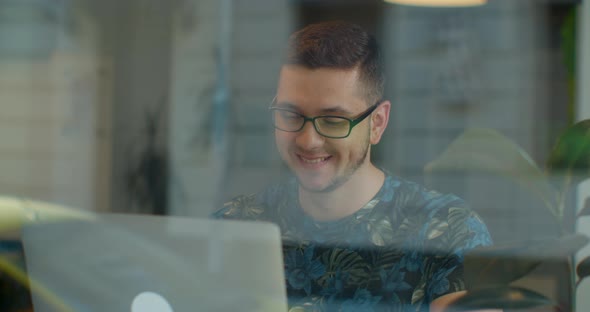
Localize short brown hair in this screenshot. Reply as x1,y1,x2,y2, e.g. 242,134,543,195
285,21,384,104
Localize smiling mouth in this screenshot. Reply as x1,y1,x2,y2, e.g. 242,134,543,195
298,155,331,164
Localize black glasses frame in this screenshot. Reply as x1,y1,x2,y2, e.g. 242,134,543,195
269,99,382,139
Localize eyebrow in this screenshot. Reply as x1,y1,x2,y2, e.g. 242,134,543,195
274,101,353,115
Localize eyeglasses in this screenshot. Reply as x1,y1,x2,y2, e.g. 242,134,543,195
269,99,382,139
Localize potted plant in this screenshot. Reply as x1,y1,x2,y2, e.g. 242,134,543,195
424,122,590,311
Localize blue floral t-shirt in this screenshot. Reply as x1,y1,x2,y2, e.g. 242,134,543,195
214,174,492,311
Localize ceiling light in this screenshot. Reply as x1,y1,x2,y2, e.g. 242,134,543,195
384,0,486,7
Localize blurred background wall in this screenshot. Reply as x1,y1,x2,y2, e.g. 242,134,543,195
0,0,585,310
0,1,108,212
0,0,581,228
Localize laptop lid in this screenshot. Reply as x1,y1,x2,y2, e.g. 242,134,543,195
21,214,287,312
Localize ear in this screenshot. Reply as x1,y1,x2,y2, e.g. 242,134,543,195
370,100,391,145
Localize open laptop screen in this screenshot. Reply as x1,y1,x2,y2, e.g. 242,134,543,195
22,214,287,312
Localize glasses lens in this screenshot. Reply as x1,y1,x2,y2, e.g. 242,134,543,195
315,117,351,138
273,109,303,131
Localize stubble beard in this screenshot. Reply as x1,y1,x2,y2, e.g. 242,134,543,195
297,129,371,194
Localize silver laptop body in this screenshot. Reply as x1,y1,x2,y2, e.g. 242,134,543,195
21,214,287,312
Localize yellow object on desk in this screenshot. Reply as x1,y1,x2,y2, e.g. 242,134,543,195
0,196,93,239
0,196,93,312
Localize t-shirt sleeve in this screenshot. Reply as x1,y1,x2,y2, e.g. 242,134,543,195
211,196,241,219
211,194,266,221
424,207,492,302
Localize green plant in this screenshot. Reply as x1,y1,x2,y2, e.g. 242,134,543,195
425,123,590,310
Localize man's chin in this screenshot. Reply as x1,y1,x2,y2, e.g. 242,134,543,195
298,182,331,193
294,174,328,192
297,175,346,194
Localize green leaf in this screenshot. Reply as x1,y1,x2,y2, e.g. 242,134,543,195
577,255,590,280
411,284,425,305
547,120,590,187
559,7,577,124
318,248,369,286
425,128,560,220
426,219,448,240
465,234,588,288
367,217,394,247
450,286,554,311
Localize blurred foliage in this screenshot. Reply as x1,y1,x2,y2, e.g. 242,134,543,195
547,119,590,181
426,119,590,310
424,128,561,222
425,4,583,308
561,7,577,124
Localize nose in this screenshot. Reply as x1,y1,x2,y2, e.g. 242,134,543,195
295,120,325,150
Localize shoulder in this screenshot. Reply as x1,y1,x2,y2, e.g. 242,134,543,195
211,179,294,221
382,175,492,251
381,175,466,215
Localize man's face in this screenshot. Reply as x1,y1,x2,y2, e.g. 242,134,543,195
274,65,385,193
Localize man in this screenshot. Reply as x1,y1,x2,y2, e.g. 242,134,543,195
214,21,492,311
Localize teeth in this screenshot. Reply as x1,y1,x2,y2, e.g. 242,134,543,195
301,156,327,164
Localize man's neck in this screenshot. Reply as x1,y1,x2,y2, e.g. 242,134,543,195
298,165,385,222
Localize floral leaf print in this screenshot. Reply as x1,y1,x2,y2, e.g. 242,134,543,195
396,217,421,240
215,174,493,311
447,208,492,253
341,289,382,312
320,270,347,297
319,248,369,287
380,263,412,294
462,216,493,251
411,281,425,306
390,184,418,211
379,175,401,203
399,251,422,273
364,248,405,287
445,208,483,253
451,280,465,293
426,218,448,240
372,248,404,272
216,195,264,220
381,183,395,202
447,206,470,228
318,269,350,310
284,247,326,296
362,199,381,212
367,217,395,247
424,194,460,216
427,266,457,300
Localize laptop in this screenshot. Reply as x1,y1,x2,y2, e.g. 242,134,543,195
21,214,287,312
